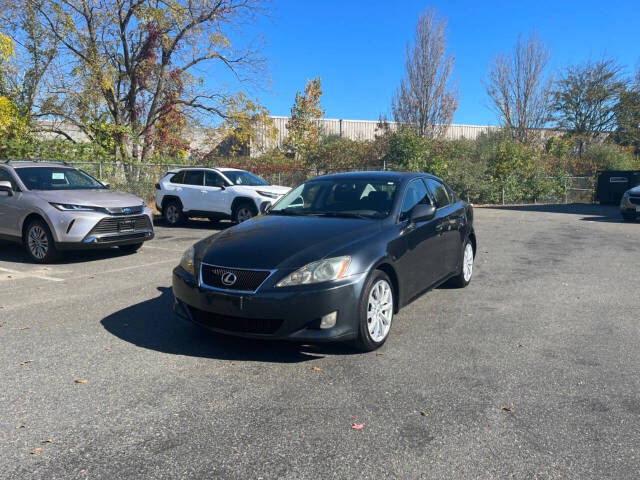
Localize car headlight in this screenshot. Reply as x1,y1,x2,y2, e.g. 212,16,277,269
276,256,351,287
180,246,195,275
50,203,104,212
257,190,281,199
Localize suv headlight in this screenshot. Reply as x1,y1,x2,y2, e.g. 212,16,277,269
180,246,195,275
50,203,104,212
257,190,280,199
276,256,351,287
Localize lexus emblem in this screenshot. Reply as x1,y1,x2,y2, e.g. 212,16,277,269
123,207,132,214
221,272,237,286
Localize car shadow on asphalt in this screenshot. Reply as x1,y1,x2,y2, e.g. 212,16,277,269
481,203,634,223
101,286,361,363
153,217,235,230
0,239,140,265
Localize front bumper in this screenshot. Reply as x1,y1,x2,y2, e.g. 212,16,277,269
172,266,367,342
48,207,155,248
620,196,640,218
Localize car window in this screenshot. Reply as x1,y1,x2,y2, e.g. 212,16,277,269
183,170,204,186
424,178,450,208
169,171,185,184
271,179,399,219
205,171,227,188
224,170,268,186
400,179,431,221
0,168,17,190
14,167,104,191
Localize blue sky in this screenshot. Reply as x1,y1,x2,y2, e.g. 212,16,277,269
230,0,639,125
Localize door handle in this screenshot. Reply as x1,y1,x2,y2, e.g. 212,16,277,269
200,190,207,194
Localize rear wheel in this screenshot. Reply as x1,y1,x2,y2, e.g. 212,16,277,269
233,202,257,223
118,243,143,254
164,200,185,226
24,219,59,264
354,270,394,351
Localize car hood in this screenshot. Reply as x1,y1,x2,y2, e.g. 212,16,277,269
34,189,145,208
628,185,640,195
197,215,381,270
232,184,291,195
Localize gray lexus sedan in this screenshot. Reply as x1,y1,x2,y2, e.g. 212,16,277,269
0,160,154,263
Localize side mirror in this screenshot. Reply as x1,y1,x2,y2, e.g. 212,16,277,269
410,204,436,223
0,180,14,196
101,181,110,189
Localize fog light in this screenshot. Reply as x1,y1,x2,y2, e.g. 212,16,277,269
320,311,337,329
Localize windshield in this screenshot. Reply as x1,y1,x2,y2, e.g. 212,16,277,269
270,179,399,219
15,167,105,191
224,170,268,186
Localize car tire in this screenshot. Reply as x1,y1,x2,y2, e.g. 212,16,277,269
233,202,257,224
353,270,394,352
448,239,474,288
164,200,185,226
118,243,143,254
24,219,59,264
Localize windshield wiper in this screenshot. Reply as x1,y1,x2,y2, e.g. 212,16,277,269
268,209,304,216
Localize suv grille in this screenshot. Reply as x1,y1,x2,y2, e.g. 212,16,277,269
105,205,144,215
201,264,271,292
89,215,152,235
629,196,640,205
188,306,283,334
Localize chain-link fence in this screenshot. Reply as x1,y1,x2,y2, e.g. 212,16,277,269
69,161,596,206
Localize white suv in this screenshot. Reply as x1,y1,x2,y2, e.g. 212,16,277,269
155,167,290,225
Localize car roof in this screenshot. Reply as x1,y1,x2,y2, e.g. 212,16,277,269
309,170,437,183
167,166,244,174
3,160,75,169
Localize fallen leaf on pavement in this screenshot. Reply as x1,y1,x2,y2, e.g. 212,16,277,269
500,405,514,412
104,347,111,351
16,425,25,429
465,313,473,317
42,439,53,444
74,378,88,384
351,423,364,430
30,448,42,455
20,360,34,366
577,381,584,386
375,352,384,356
19,327,30,331
517,344,524,348
420,411,429,417
311,366,322,371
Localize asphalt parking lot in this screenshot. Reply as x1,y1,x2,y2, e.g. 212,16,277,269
1,204,639,479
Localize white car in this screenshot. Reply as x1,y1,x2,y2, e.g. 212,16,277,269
155,167,291,225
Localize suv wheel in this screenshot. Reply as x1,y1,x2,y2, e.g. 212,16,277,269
24,219,59,263
164,200,185,226
233,202,257,223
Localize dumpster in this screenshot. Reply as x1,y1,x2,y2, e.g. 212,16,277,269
596,170,640,204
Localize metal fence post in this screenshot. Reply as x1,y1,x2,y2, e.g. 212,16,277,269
502,186,505,205
565,177,569,204
99,162,103,181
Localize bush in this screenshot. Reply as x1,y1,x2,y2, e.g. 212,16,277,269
581,143,635,171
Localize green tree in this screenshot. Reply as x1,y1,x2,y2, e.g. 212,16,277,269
10,0,269,163
551,59,626,155
613,82,640,155
284,77,325,162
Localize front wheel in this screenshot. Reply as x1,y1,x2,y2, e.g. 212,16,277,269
448,239,474,288
354,270,394,351
164,200,185,226
24,219,59,264
233,203,257,223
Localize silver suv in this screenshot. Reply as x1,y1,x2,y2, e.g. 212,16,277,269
0,161,154,263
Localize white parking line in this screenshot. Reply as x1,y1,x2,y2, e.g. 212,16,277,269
143,245,186,253
63,259,177,281
0,266,65,282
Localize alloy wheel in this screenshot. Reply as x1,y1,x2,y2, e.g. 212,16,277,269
28,225,49,260
166,205,179,224
463,243,474,282
236,207,253,223
367,279,393,342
